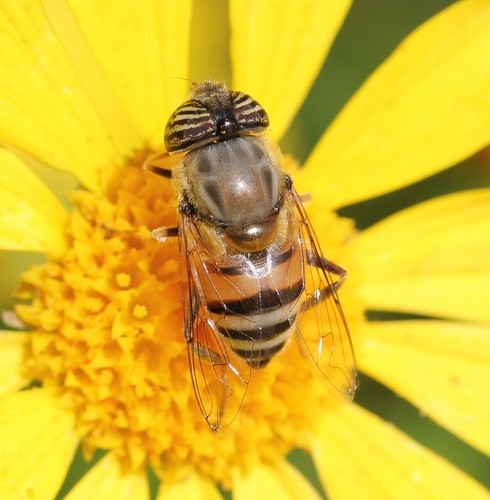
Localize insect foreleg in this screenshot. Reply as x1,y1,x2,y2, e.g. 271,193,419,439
298,192,312,204
151,225,179,242
99,223,178,243
144,163,172,178
143,151,178,179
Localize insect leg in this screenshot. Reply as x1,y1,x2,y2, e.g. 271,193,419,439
150,225,179,242
144,163,172,178
298,192,312,204
301,251,347,313
307,250,346,284
192,341,227,365
99,223,179,242
184,290,226,364
143,151,178,178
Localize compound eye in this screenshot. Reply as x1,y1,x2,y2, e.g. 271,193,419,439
164,100,216,153
231,91,269,133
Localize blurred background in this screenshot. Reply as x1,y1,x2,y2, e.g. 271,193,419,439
183,0,490,487
191,1,490,493
195,0,490,492
1,0,488,497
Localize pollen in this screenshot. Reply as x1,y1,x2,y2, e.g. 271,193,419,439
15,160,362,488
116,273,131,288
132,304,148,319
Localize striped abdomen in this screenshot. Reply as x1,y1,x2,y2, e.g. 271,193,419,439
198,243,304,368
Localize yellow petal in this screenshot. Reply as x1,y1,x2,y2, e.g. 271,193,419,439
0,331,30,396
66,452,148,500
357,320,490,455
67,0,192,149
312,403,488,499
158,471,221,500
0,1,120,192
0,149,67,254
301,0,490,208
233,459,321,500
0,388,78,499
230,0,352,140
354,189,490,322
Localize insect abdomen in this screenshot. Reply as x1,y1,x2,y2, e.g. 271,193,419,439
219,314,296,368
200,244,304,368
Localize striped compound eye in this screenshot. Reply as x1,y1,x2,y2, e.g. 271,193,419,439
164,90,270,154
164,99,216,154
231,91,269,133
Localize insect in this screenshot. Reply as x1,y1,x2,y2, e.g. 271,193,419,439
145,80,357,430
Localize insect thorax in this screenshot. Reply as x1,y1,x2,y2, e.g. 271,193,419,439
178,135,286,252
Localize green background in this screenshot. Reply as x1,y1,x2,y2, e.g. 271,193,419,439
197,1,490,495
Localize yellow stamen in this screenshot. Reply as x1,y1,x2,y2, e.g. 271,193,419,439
15,159,361,488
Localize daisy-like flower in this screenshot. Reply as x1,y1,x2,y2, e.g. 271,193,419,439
1,0,489,498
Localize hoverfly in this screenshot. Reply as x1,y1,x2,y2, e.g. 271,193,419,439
145,80,357,431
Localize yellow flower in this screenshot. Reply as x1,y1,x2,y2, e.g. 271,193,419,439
0,0,489,498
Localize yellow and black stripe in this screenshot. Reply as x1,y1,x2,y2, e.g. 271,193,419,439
199,243,304,368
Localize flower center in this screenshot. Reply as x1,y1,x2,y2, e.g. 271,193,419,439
16,156,362,488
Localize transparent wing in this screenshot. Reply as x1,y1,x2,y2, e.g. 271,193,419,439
179,212,253,431
288,188,358,401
